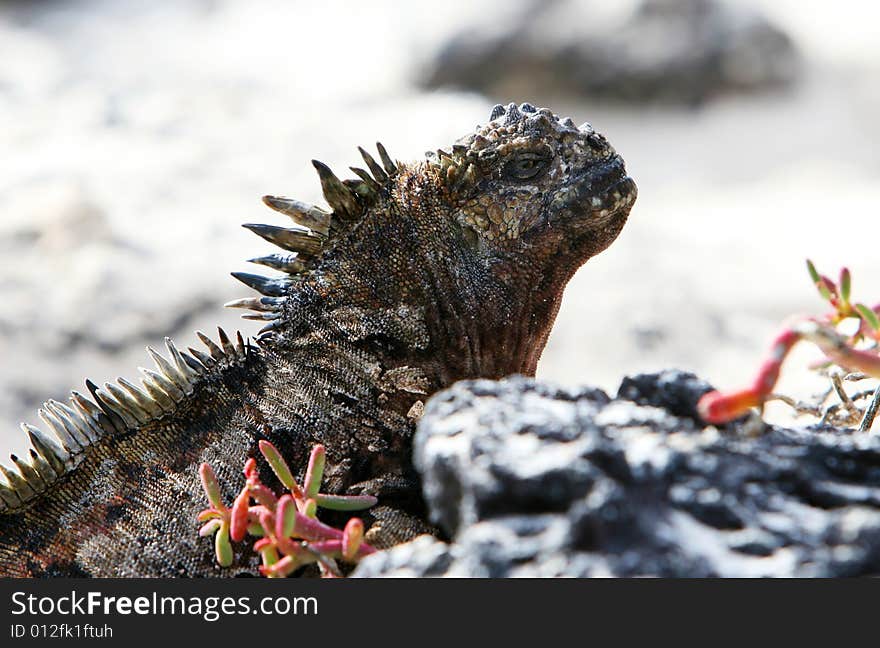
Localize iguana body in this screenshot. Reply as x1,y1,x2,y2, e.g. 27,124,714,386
0,103,636,576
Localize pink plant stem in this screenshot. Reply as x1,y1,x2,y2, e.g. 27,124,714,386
698,326,801,423
303,445,325,499
796,321,880,377
698,319,880,424
248,483,278,510
229,486,250,542
292,510,344,541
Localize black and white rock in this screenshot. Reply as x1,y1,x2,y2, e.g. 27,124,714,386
354,371,880,577
419,0,799,105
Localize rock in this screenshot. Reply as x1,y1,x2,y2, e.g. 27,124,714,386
616,369,714,420
351,535,454,578
354,372,880,577
419,0,799,105
412,376,613,537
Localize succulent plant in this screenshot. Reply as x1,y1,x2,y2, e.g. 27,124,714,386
198,441,377,577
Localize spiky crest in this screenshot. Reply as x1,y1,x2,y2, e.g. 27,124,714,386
229,143,404,328
0,142,405,514
0,330,250,513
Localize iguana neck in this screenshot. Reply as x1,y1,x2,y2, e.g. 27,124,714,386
277,166,570,389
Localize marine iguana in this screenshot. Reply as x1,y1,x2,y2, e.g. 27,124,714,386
0,102,636,576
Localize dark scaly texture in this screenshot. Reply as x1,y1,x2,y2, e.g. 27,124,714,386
0,103,637,576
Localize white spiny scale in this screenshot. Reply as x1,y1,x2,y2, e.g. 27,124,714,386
11,454,44,488
243,312,281,321
104,381,152,424
188,347,216,370
146,346,190,393
0,463,33,500
248,254,305,275
117,377,164,418
22,423,69,473
137,376,175,413
139,367,185,401
180,351,205,375
197,330,225,360
26,448,58,483
94,386,140,428
69,391,107,442
217,328,236,357
358,146,388,183
46,400,94,446
376,141,397,174
164,337,200,382
242,223,325,257
37,407,82,453
224,297,274,312
311,160,359,220
41,403,84,449
230,272,291,297
0,471,22,507
224,297,286,321
23,426,67,476
258,321,282,335
349,167,381,192
261,195,332,236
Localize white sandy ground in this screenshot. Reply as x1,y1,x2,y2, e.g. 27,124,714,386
1,0,879,458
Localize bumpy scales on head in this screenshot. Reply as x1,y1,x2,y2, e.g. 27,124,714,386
0,103,635,576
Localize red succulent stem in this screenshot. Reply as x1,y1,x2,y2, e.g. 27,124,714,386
698,318,880,424
698,326,801,424
229,486,250,542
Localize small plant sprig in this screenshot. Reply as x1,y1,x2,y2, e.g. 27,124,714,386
698,260,880,430
197,441,378,577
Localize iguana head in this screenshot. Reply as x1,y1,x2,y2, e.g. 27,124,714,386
234,102,636,379
445,102,636,264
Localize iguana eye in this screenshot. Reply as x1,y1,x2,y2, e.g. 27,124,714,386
505,153,547,181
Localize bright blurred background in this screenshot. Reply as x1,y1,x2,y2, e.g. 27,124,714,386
1,0,879,454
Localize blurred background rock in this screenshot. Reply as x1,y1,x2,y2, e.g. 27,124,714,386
421,0,799,105
1,0,879,455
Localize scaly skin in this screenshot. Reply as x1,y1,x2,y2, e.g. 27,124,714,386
0,103,636,576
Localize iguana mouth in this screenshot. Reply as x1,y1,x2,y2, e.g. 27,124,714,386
552,156,637,221
590,175,637,218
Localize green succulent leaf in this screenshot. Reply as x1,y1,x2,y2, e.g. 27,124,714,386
258,440,299,494
806,259,831,300
302,499,318,518
260,545,280,568
855,303,880,331
304,446,326,499
199,519,222,537
199,463,226,511
314,493,378,511
840,267,851,304
215,521,234,568
278,495,298,538
806,259,820,283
